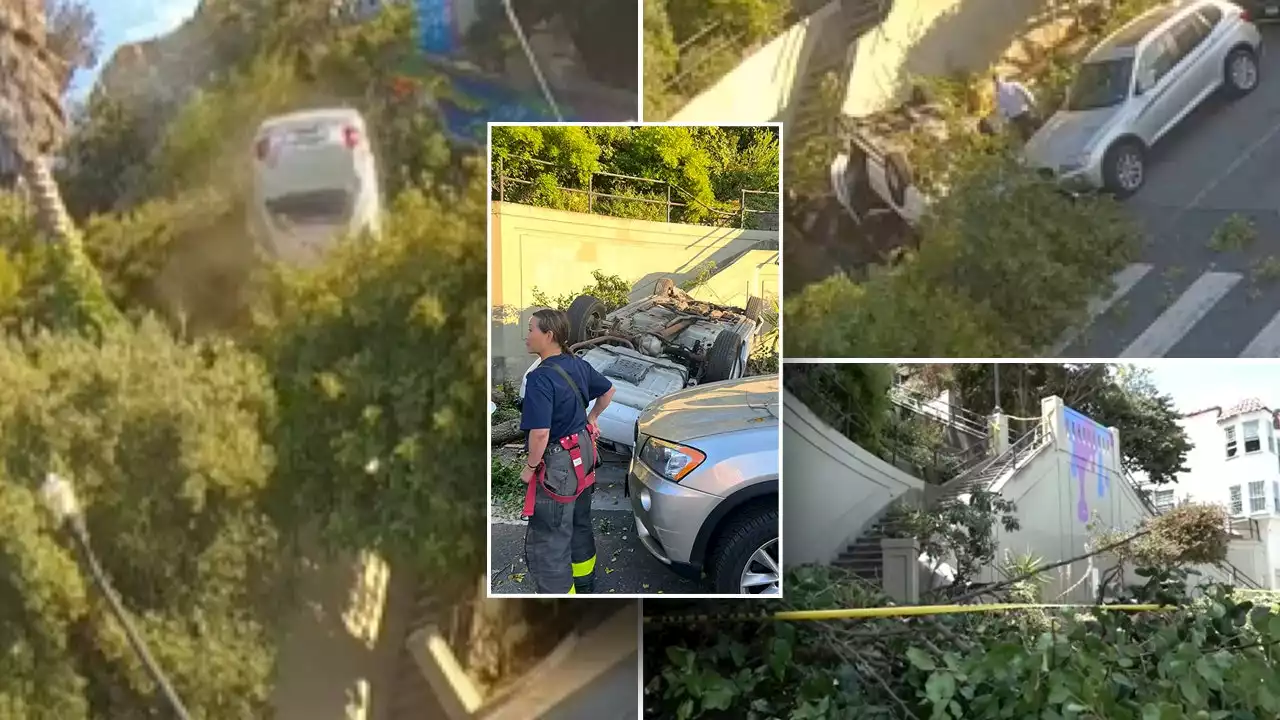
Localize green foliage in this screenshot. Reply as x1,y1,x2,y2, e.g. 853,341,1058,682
786,148,1141,356
530,270,634,313
1210,213,1257,252
889,491,1021,595
784,363,896,450
0,319,285,719
908,363,1191,485
491,455,525,514
491,125,779,227
261,171,486,579
645,564,1280,719
644,0,792,120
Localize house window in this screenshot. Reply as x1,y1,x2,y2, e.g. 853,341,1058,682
1153,489,1175,513
1250,481,1267,512
1230,485,1243,514
1226,426,1238,457
1270,423,1276,453
1275,481,1279,513
1245,420,1262,453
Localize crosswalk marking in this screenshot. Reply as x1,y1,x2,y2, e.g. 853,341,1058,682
1119,271,1242,358
1051,263,1153,355
1239,309,1280,357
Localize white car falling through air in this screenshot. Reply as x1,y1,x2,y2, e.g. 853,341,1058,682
249,107,383,266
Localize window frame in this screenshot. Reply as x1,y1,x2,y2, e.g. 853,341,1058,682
1226,425,1238,458
1249,480,1266,513
1229,484,1243,515
1245,420,1262,454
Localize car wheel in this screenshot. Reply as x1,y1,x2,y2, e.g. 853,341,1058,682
707,504,779,595
744,295,765,322
702,331,744,382
565,294,607,346
1224,46,1260,99
1102,140,1145,199
654,278,676,297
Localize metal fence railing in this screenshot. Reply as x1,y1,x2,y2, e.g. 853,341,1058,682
493,156,779,229
786,365,989,484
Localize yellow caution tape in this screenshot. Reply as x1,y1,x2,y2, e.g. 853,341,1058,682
644,602,1171,625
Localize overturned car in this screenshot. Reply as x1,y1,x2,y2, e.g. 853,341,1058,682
523,279,765,453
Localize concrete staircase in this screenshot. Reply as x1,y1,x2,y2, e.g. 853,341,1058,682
833,425,1048,584
785,0,893,164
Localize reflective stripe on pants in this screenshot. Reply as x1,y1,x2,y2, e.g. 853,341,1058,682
524,427,595,594
572,483,597,593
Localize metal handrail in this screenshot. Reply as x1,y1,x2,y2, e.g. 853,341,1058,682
785,367,986,484
493,156,779,229
889,383,988,439
936,421,1049,501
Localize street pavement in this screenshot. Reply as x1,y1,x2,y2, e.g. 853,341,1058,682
490,462,705,595
1060,26,1280,357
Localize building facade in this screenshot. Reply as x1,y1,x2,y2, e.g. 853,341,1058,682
1153,399,1280,587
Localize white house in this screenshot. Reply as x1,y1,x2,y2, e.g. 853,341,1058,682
1144,398,1280,587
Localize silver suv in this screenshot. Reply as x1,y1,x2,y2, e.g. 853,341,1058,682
628,374,779,595
1024,0,1261,198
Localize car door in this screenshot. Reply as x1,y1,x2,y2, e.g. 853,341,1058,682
1131,29,1191,144
1168,10,1219,107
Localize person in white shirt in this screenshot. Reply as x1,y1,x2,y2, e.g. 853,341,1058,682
992,73,1039,141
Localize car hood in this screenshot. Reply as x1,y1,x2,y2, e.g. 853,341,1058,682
1023,106,1120,168
638,375,779,442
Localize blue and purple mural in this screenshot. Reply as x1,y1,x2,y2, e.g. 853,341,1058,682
1064,407,1114,524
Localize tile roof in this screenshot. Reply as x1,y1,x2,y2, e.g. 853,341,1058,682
1219,398,1273,422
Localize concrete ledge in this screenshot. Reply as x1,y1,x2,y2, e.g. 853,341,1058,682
406,626,484,720
480,603,638,720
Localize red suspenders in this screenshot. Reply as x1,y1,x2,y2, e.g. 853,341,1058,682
522,425,600,519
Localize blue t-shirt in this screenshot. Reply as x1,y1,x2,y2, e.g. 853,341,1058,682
521,354,613,441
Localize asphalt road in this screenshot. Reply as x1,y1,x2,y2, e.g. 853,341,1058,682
1062,26,1280,357
489,462,706,595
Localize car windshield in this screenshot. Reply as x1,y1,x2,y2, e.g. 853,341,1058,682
1066,58,1134,111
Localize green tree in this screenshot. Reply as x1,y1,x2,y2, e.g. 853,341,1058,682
261,168,487,580
905,363,1191,485
0,319,285,720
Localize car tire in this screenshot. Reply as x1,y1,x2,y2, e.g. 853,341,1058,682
654,277,676,297
744,295,765,322
1223,46,1260,99
884,151,913,208
702,331,744,382
706,503,779,595
566,294,607,346
1101,140,1146,199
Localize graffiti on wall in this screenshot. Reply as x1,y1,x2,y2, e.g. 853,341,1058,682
1064,407,1113,524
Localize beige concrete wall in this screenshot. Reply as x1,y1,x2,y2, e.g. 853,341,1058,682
491,202,778,382
671,0,1053,123
784,391,926,566
670,4,837,123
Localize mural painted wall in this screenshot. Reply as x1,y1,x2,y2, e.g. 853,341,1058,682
1065,406,1114,527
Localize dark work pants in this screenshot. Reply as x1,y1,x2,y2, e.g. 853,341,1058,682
525,428,597,594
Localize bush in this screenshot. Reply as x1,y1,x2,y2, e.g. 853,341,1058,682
644,564,1280,719
261,169,487,581
0,319,285,719
786,150,1140,356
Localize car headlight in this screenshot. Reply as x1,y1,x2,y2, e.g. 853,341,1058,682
638,437,706,482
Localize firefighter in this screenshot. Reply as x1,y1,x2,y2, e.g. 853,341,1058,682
520,308,615,594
